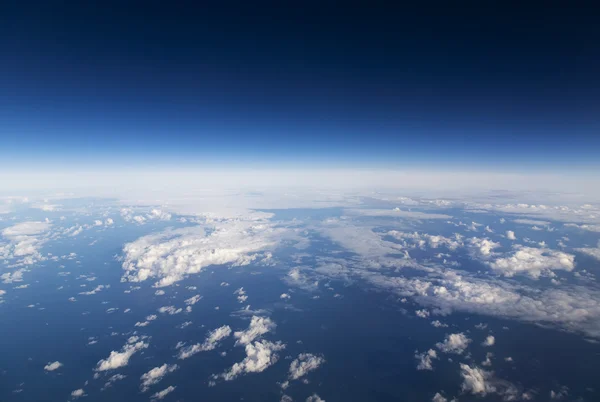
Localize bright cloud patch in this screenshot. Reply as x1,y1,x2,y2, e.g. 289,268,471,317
288,353,325,380
436,333,471,354
489,246,575,278
140,364,179,392
95,338,149,372
234,316,276,346
44,361,63,371
216,340,286,381
177,325,232,359
120,220,280,287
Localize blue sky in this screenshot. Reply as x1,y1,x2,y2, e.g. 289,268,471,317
1,2,598,171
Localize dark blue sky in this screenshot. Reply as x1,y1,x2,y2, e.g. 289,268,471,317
1,2,599,170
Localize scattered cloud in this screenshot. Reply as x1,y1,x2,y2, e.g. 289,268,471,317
95,339,149,372
177,325,232,359
436,333,471,354
215,340,286,381
44,361,63,371
140,364,179,392
288,353,325,380
234,316,276,346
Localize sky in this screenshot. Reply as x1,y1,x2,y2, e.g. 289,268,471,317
1,2,599,171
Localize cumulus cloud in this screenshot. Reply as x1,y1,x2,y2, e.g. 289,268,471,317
1,221,52,266
184,295,202,305
416,309,430,318
387,231,463,250
44,361,63,371
436,333,471,354
575,242,600,261
280,293,291,300
140,364,179,392
70,388,85,399
95,339,149,372
79,284,109,295
151,385,176,400
506,231,516,240
482,335,495,346
177,325,232,359
489,246,575,279
234,287,248,303
288,353,325,380
305,394,326,402
120,220,283,287
158,306,182,315
468,237,500,257
415,349,438,370
460,364,495,395
216,340,286,381
432,393,447,402
234,316,276,346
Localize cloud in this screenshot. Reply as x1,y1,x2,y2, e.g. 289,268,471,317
101,374,127,390
158,306,182,315
184,295,202,305
513,219,551,226
177,325,232,359
436,333,471,354
140,364,179,392
234,316,276,346
416,309,430,318
151,386,176,400
506,231,516,240
234,287,248,303
288,353,325,380
305,394,326,402
468,237,500,257
575,242,600,261
432,393,447,402
120,220,282,287
482,335,495,346
95,339,149,372
431,320,448,328
280,293,291,300
387,231,463,250
70,388,85,399
415,349,438,370
44,361,63,371
1,221,52,266
460,364,495,395
489,246,575,279
216,340,286,381
79,284,109,295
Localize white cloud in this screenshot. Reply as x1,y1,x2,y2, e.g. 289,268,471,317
140,364,179,392
95,340,148,372
70,388,85,399
468,237,500,257
416,309,430,318
387,231,463,251
280,293,291,300
234,287,248,303
576,242,600,261
234,316,276,346
184,295,202,305
121,220,282,287
489,246,575,279
506,231,516,240
102,373,126,390
482,335,495,346
2,221,51,237
79,285,109,295
513,219,551,226
288,353,325,380
436,333,471,354
432,393,447,402
177,325,232,359
415,349,438,370
460,364,495,395
305,394,325,402
1,221,52,266
431,320,448,328
44,361,63,371
158,306,182,315
151,386,176,400
216,340,286,381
